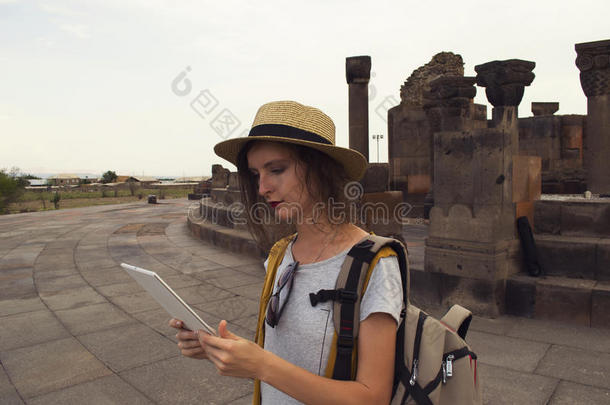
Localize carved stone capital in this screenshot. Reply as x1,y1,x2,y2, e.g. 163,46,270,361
423,76,477,131
575,39,610,97
475,59,535,107
346,56,371,84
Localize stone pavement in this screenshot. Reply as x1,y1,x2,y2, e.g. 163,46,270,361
0,199,608,404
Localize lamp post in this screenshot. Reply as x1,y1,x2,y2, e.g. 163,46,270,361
372,134,383,163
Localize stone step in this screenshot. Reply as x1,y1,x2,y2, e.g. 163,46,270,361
186,216,265,259
534,234,610,281
506,273,609,328
534,198,610,237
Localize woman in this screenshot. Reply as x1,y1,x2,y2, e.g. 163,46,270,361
170,100,403,404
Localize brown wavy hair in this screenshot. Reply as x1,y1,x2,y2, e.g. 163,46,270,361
236,140,354,252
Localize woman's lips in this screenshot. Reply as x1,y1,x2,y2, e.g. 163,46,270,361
269,201,282,208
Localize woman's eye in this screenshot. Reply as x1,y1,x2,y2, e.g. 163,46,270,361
271,168,285,174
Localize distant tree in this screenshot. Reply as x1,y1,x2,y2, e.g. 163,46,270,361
23,174,41,179
0,167,28,214
101,170,117,184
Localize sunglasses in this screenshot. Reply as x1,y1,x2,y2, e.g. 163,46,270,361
266,261,300,328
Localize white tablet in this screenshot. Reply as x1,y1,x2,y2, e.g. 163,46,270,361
120,263,216,336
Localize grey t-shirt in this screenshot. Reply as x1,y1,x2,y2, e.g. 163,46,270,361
261,239,403,404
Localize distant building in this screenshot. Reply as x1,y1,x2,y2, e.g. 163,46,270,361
117,175,159,186
174,176,211,183
48,174,80,186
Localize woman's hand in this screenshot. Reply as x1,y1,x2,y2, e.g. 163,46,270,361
169,318,208,360
199,320,267,379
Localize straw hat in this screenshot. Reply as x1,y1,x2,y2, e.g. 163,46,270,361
214,100,368,180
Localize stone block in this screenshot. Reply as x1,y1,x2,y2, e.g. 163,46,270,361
359,191,404,237
592,282,610,328
359,163,389,193
445,274,506,317
467,330,549,373
211,164,230,188
120,356,252,405
54,303,132,336
549,381,610,405
512,155,541,203
0,337,112,399
228,172,240,190
27,374,151,405
560,201,610,238
407,174,430,194
408,268,441,308
533,201,560,234
536,345,610,389
78,323,177,372
505,274,536,317
534,276,595,326
597,239,610,281
0,310,70,352
535,235,597,278
478,364,557,405
531,102,559,116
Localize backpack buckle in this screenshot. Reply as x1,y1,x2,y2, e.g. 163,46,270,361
336,289,357,303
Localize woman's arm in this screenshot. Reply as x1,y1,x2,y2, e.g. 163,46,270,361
201,312,396,405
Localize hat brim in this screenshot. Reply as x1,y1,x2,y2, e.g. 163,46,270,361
214,136,368,181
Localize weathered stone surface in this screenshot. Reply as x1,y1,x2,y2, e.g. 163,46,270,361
346,55,371,160
0,309,69,352
228,171,240,190
468,330,550,372
423,76,478,132
536,345,610,389
535,277,595,326
575,39,610,194
194,296,258,321
575,39,610,97
535,235,597,278
478,363,557,405
592,282,610,328
0,337,112,399
475,59,536,107
400,52,464,107
509,315,610,353
78,323,177,372
531,102,559,116
505,274,536,318
359,191,404,238
549,380,610,405
54,302,132,336
0,365,23,405
27,374,152,405
120,355,252,405
513,155,542,203
359,163,389,193
211,164,230,188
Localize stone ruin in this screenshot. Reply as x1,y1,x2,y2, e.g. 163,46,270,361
186,39,610,326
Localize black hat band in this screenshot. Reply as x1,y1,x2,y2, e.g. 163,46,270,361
248,124,332,145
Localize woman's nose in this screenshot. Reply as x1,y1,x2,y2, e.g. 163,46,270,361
258,173,271,197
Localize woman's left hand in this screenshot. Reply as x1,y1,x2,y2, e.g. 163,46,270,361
199,320,267,379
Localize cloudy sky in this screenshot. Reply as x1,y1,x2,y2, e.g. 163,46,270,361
1,0,608,177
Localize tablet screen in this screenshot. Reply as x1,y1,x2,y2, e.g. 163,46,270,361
120,263,216,335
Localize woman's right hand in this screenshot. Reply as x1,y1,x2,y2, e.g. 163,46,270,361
169,318,208,360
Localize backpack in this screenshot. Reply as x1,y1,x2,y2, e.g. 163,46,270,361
253,234,482,405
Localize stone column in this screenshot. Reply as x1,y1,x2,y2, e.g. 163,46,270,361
475,59,535,138
575,39,610,194
346,56,371,161
424,61,535,316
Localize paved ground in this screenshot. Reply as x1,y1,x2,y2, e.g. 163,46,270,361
0,199,609,404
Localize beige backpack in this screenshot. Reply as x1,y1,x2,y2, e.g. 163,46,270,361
254,234,482,405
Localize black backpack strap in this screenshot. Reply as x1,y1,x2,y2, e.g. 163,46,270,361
312,235,410,382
